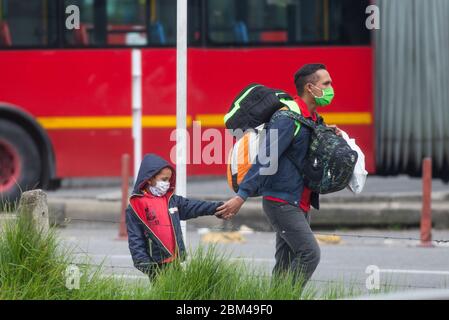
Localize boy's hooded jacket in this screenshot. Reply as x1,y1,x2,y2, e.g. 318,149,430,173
126,154,223,274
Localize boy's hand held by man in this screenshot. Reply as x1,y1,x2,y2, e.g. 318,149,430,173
215,196,245,220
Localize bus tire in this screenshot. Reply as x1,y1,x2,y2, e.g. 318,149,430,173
0,119,42,204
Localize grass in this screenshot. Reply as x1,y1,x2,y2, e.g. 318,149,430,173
0,212,380,300
146,246,319,300
0,198,18,214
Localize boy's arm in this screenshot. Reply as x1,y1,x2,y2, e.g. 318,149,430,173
172,195,224,220
125,206,152,274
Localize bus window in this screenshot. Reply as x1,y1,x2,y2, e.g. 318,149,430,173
107,0,147,46
143,0,201,47
64,0,105,47
291,0,370,44
0,0,58,48
206,0,370,46
146,0,201,47
63,0,178,47
0,0,199,49
145,0,176,46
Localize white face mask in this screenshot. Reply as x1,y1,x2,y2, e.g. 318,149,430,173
148,180,170,197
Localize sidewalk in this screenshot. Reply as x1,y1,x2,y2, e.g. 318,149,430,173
46,175,449,230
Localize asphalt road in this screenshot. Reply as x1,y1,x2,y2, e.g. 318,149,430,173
60,222,449,297
43,175,449,298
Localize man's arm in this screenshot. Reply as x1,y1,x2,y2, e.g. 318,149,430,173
236,115,296,200
216,115,296,219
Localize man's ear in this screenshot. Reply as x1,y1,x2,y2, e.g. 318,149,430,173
305,83,313,95
308,83,322,97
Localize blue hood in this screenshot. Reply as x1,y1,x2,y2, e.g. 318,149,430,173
132,153,175,194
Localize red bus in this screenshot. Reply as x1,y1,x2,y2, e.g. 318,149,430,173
0,0,373,201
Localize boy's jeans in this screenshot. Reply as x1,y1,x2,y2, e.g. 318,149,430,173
262,198,321,285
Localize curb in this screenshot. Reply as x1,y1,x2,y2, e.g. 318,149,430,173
95,191,449,204
47,197,449,231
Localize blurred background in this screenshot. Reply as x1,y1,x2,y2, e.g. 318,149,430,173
2,0,449,296
0,0,448,201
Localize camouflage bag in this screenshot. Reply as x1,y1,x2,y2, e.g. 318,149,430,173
271,109,358,194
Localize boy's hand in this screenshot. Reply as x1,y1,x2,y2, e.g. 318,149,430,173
215,196,244,220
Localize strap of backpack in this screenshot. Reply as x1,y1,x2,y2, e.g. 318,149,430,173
275,92,294,101
271,109,317,130
269,109,319,179
282,110,317,129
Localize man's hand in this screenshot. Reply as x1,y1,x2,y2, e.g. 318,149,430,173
327,124,342,137
215,196,245,220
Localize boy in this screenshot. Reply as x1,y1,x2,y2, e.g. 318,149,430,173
126,153,225,279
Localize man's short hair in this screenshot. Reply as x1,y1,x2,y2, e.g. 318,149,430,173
294,63,327,96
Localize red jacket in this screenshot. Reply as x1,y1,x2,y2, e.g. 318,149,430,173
126,154,224,273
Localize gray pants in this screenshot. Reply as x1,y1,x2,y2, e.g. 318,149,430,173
263,198,321,284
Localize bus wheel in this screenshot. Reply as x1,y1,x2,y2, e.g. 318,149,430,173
0,119,41,204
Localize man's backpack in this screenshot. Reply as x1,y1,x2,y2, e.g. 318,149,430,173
225,84,300,193
224,84,296,134
225,84,358,195
271,110,358,194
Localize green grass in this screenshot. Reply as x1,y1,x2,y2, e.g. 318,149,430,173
0,213,378,300
146,246,319,300
0,198,18,214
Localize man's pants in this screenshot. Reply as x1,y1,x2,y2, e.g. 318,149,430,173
262,198,321,285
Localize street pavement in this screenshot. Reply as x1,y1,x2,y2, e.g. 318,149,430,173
46,175,449,298
60,222,449,297
45,175,449,230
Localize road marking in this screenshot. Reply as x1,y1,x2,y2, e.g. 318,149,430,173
72,255,449,277
74,253,132,259
379,269,449,276
230,257,274,262
74,254,275,263
100,274,147,280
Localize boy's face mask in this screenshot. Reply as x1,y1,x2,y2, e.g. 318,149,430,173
310,84,335,107
148,180,170,197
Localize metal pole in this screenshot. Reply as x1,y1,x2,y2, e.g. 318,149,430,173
132,49,142,180
420,157,433,247
118,153,130,239
177,0,188,244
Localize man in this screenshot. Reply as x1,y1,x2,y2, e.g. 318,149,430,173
217,64,339,284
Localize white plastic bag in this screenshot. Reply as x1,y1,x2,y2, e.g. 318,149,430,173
340,130,368,194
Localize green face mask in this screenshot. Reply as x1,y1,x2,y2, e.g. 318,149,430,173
311,85,334,107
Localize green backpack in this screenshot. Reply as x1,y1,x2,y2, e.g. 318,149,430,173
271,109,358,194
225,83,357,195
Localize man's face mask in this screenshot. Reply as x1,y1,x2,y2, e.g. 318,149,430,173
148,180,170,197
310,84,335,107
